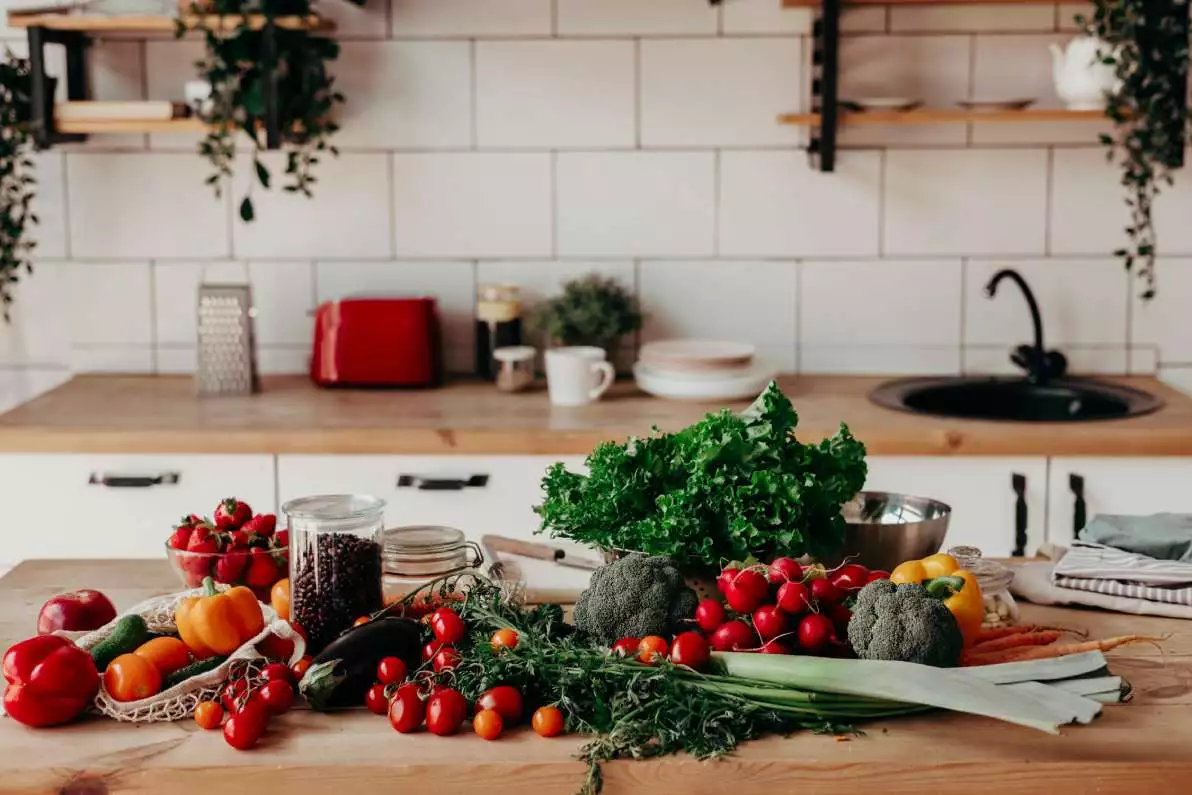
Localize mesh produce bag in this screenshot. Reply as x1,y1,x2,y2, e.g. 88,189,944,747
70,585,305,723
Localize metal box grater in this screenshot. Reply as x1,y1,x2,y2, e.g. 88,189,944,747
196,284,260,396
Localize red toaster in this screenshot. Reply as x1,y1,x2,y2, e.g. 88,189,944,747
310,297,442,388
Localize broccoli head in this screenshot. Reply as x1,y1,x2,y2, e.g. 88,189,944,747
847,578,964,667
573,554,699,644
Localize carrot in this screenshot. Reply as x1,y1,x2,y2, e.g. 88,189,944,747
974,624,1087,644
965,634,1165,665
971,630,1063,654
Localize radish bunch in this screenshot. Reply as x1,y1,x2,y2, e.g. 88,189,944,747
701,558,889,656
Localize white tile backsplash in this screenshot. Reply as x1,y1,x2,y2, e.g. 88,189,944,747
391,0,552,37
557,0,718,36
1133,258,1192,365
890,5,1055,33
31,153,68,259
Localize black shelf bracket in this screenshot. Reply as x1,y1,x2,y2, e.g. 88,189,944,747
26,25,91,149
262,19,282,150
808,0,840,173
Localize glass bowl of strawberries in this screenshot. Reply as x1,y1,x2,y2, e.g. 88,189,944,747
165,498,289,601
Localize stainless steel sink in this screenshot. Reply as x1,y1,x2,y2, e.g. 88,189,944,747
871,376,1163,423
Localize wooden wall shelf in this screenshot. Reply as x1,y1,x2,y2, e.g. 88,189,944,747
784,0,1064,5
778,108,1107,126
5,13,333,33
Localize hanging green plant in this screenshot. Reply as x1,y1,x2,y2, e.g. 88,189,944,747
0,49,37,322
1081,1,1190,300
182,0,354,222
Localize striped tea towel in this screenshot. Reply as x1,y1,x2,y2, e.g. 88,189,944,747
1053,542,1192,607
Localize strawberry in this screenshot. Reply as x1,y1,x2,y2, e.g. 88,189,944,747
226,529,251,550
181,527,219,587
169,525,193,551
245,548,281,589
214,550,250,584
272,530,289,549
242,514,276,539
214,498,252,529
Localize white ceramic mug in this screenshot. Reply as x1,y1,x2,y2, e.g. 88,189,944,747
545,347,615,407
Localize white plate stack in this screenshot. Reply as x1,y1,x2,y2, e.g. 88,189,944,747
634,340,778,401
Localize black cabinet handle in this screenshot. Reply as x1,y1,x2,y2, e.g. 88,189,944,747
1011,472,1027,557
1070,474,1087,538
396,474,489,491
88,472,181,488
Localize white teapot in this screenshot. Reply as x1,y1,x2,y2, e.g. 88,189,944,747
1050,36,1120,110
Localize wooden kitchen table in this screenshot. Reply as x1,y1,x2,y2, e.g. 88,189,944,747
2,561,1192,795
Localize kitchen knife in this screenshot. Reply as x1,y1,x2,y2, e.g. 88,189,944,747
481,535,602,571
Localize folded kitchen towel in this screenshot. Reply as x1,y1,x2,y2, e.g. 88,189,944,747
1012,560,1192,620
1054,541,1192,585
1079,513,1192,562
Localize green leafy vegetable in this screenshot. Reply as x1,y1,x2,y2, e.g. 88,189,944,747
534,382,867,568
573,555,698,644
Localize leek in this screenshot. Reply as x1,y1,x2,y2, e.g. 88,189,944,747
961,650,1109,684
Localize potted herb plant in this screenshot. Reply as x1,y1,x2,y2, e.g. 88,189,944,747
0,49,36,322
529,274,642,356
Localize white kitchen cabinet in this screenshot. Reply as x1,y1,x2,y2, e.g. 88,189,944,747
1047,457,1192,544
0,454,276,563
864,457,1049,557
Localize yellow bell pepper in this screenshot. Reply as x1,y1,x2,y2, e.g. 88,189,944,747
889,553,983,647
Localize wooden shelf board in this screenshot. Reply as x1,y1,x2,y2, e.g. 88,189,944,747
55,117,205,134
778,108,1107,126
784,0,1063,5
4,12,333,33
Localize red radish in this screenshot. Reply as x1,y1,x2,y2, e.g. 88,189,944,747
809,577,843,605
709,620,756,652
610,637,639,657
759,639,792,654
723,569,769,614
798,613,836,654
828,603,852,634
716,567,741,594
829,563,870,592
669,631,711,670
866,570,890,583
694,599,727,634
776,581,811,615
752,605,790,642
767,557,803,585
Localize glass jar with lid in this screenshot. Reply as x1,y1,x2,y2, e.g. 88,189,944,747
285,494,385,653
948,545,1020,628
383,525,486,609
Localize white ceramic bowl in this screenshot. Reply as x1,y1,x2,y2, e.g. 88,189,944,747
633,360,777,402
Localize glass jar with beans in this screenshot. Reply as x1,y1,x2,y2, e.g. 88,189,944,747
283,494,386,654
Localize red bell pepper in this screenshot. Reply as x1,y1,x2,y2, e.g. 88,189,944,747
3,635,99,727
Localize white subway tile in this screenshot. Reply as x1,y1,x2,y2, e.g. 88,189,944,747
839,35,970,147
0,263,70,367
641,38,803,147
157,345,309,376
1051,148,1192,256
801,259,961,373
71,346,154,374
884,149,1049,256
1133,258,1192,364
639,260,798,371
393,153,552,258
336,42,471,149
154,261,314,347
557,152,715,258
68,154,229,258
315,260,475,374
1159,365,1192,396
233,152,390,259
890,5,1055,33
1130,346,1159,375
557,0,717,36
719,150,881,258
391,0,551,37
964,346,1127,376
318,0,388,39
65,262,154,347
722,1,886,34
31,152,67,259
476,41,635,149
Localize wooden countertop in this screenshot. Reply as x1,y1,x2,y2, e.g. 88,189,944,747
2,374,1192,456
3,560,1192,794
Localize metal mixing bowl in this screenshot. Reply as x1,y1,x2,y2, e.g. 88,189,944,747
836,491,951,572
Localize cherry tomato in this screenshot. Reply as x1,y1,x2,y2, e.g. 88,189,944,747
260,662,293,685
103,653,162,703
377,656,408,686
668,631,710,670
694,599,727,633
353,616,371,627
475,685,523,723
531,705,565,738
426,688,468,736
422,639,446,662
637,635,669,664
610,637,639,657
194,700,223,730
490,628,519,652
473,708,504,741
429,607,466,645
223,701,268,751
365,683,389,715
259,680,294,715
290,656,313,681
431,646,461,672
221,678,250,712
389,684,426,733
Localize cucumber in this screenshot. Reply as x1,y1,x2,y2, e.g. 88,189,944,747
163,655,228,690
90,614,150,671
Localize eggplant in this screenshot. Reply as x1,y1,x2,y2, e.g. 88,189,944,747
299,616,423,711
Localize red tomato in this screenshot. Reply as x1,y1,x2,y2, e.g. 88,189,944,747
290,656,312,681
258,680,293,715
531,705,565,738
365,683,389,715
376,656,408,686
767,557,804,585
809,577,843,605
475,685,523,723
431,646,461,672
426,689,468,736
668,631,710,670
429,607,466,645
829,563,870,592
694,599,727,634
776,581,811,615
752,605,791,641
610,637,639,657
388,683,425,734
221,678,250,712
473,708,504,741
422,639,446,663
490,628,519,652
637,635,669,664
260,662,293,685
194,700,223,730
223,702,268,750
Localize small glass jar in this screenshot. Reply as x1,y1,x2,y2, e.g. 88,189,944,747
476,284,523,380
949,545,1020,628
382,525,485,608
494,346,536,393
284,494,385,653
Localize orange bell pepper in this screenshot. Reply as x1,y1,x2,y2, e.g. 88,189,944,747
175,577,264,659
889,553,983,647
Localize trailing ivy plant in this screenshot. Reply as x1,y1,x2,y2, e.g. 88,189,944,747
0,50,36,322
182,0,352,222
1081,0,1191,299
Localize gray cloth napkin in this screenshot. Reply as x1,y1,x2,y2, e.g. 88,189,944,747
1079,513,1192,562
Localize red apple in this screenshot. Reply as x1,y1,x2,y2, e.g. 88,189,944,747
37,589,117,634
